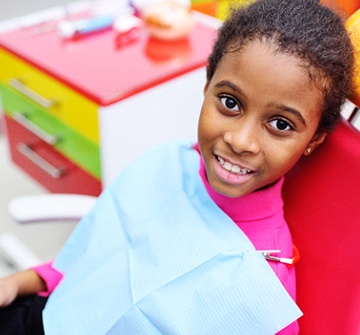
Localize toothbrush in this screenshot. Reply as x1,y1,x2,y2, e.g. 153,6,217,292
58,15,114,39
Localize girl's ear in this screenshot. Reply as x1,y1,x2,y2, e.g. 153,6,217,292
303,132,327,156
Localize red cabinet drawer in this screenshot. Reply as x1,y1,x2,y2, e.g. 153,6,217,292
4,114,101,196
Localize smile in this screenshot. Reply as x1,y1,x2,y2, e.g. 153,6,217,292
217,156,253,175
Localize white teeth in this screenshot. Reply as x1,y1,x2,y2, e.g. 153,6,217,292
224,162,232,171
231,165,241,173
217,156,252,175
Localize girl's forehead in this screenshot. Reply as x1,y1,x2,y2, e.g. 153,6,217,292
221,39,300,71
222,38,328,92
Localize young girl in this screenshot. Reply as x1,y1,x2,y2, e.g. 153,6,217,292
0,0,354,334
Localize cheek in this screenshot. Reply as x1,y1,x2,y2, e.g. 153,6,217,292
198,108,217,142
266,144,306,176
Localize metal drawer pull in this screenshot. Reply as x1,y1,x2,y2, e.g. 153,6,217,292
17,143,66,179
9,78,56,109
12,112,61,145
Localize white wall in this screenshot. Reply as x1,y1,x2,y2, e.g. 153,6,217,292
0,0,72,21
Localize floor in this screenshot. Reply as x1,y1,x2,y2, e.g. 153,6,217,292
0,0,76,276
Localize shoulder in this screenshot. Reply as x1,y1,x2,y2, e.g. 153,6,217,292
138,140,197,161
110,140,198,188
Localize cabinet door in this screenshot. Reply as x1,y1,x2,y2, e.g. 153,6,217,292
1,84,101,179
0,49,100,144
5,114,101,196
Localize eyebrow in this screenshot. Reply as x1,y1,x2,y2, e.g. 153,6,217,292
214,80,245,95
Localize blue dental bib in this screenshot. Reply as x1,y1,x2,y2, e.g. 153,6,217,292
43,141,302,335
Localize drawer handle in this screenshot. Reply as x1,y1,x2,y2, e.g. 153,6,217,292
9,78,56,109
17,143,66,179
12,112,61,145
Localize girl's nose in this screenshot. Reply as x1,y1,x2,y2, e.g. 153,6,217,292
223,122,261,155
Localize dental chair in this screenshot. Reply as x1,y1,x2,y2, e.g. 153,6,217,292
4,7,360,335
282,117,360,335
279,11,360,334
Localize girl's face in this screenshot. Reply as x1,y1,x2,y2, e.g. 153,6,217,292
198,40,327,198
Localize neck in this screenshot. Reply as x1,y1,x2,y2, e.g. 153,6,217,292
198,153,284,222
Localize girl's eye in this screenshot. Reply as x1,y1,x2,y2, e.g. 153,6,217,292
220,96,239,112
268,119,292,131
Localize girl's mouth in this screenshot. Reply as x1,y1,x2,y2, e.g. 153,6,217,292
217,156,253,175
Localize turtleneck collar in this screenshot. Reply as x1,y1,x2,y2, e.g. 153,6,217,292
198,153,284,222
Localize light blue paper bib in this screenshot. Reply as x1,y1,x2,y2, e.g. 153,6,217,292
43,141,302,334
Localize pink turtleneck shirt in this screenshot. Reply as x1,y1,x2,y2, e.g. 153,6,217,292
199,155,298,334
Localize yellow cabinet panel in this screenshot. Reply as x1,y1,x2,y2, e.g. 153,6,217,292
0,48,99,144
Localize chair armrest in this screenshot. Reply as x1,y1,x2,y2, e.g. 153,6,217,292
8,194,97,224
0,233,42,269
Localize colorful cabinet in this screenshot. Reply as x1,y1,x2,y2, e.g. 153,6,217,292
0,8,217,195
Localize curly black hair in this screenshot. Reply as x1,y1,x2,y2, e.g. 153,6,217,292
207,0,355,132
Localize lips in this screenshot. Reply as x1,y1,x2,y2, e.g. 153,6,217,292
217,156,253,175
